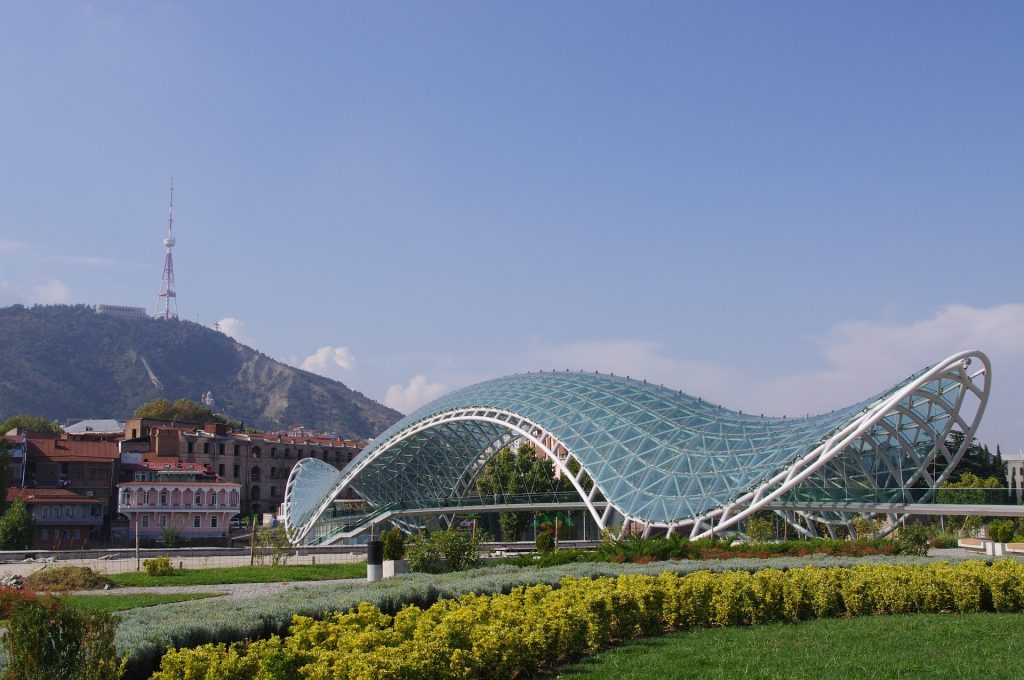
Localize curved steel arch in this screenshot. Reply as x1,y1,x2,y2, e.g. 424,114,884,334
284,350,990,545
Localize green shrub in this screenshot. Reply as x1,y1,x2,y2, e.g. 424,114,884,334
160,526,183,548
745,516,775,543
536,531,555,555
929,533,959,549
25,566,114,592
405,529,487,573
1,596,126,680
0,498,35,550
988,520,1015,544
896,523,931,556
382,526,407,561
143,556,175,577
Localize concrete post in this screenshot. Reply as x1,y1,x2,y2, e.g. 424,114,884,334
367,540,383,582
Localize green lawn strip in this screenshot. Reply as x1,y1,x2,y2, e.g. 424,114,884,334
64,592,225,614
554,612,1024,680
110,562,365,587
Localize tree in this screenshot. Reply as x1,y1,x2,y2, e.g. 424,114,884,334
0,498,35,550
933,430,1007,486
133,398,214,423
0,438,10,514
0,415,62,436
132,398,242,429
475,443,575,541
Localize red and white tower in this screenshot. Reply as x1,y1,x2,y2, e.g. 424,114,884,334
156,179,178,320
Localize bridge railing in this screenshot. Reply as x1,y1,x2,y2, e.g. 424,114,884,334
778,486,1022,506
307,492,592,545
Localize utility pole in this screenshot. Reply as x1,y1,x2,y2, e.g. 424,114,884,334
249,516,257,566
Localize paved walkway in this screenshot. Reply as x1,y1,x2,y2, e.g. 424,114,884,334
72,576,364,600
0,551,364,578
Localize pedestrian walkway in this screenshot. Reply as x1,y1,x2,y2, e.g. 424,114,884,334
72,576,363,600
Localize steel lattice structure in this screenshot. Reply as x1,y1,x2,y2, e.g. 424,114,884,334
284,351,990,545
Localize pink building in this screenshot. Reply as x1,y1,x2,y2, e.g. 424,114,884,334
117,458,240,539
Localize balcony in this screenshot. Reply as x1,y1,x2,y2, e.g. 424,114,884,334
118,502,240,513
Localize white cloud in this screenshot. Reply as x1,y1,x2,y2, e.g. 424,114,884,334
384,374,448,414
748,303,1024,414
217,317,255,347
302,345,356,376
30,278,71,304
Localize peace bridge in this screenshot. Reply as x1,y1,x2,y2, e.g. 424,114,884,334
283,350,993,545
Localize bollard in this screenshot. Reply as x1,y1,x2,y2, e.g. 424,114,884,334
367,540,383,582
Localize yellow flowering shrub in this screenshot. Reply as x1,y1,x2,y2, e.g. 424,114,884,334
151,560,1024,680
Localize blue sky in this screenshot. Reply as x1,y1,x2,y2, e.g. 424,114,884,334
1,2,1021,447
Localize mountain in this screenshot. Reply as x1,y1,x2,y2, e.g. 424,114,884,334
0,304,402,439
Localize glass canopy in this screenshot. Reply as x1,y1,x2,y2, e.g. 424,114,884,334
285,351,990,544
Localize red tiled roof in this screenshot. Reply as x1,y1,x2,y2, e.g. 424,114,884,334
7,487,103,504
27,437,118,462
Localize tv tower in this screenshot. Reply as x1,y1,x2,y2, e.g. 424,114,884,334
156,179,178,320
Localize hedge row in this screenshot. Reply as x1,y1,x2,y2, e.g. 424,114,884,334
151,560,1024,680
111,555,946,678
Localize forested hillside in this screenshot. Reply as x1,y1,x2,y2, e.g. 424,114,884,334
0,305,401,438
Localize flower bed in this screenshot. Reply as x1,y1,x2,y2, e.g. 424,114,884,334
148,559,1024,680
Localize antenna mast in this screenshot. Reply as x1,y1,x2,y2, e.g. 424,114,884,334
156,178,179,319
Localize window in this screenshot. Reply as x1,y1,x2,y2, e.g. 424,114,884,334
91,506,101,517
251,467,260,482
218,464,225,477
251,485,261,501
284,448,291,458
252,447,261,458
193,516,201,528
63,529,70,540
210,516,218,528
195,491,203,506
65,506,74,517
271,447,277,458
203,443,210,454
218,443,225,455
41,529,49,540
73,529,81,540
141,515,149,528
160,490,168,506
187,441,194,454
41,506,50,518
271,486,278,498
159,515,166,528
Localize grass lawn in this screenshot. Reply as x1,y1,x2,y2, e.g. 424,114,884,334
64,592,224,614
109,562,365,587
554,612,1024,679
